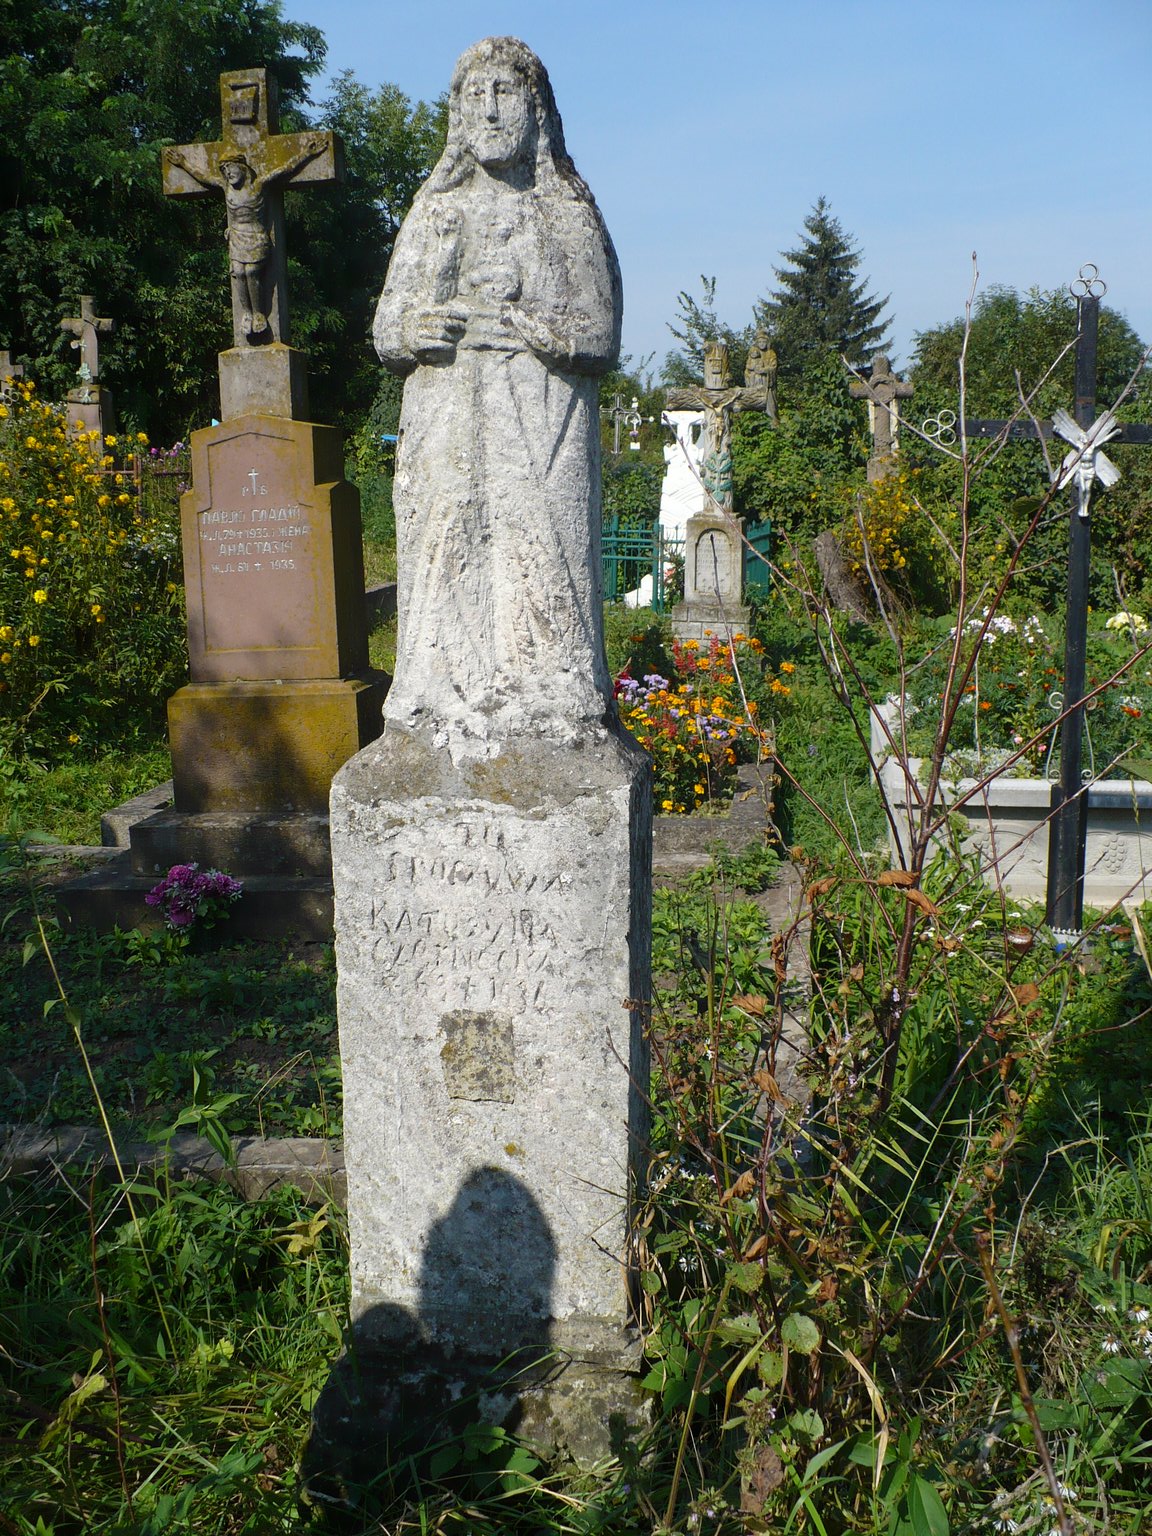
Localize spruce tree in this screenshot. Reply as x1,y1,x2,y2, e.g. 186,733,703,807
758,198,890,377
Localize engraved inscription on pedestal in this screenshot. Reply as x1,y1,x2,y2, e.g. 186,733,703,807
179,416,369,683
196,438,316,657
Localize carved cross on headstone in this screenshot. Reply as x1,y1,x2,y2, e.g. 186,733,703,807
0,351,23,397
60,297,113,384
162,68,343,348
665,341,773,514
849,353,914,480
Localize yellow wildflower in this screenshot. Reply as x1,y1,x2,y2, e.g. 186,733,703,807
32,590,47,604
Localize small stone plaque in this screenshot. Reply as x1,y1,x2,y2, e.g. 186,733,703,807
439,1010,516,1103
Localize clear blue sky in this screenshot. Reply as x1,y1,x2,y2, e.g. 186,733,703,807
280,0,1152,381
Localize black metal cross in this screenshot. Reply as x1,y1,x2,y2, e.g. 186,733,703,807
960,267,1152,938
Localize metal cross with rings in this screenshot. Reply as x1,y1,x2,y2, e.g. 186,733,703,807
1070,262,1107,300
922,408,957,445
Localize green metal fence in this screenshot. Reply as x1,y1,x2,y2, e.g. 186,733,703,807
601,519,683,611
744,518,773,597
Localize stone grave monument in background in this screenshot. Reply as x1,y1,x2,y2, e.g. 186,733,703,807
850,352,914,481
58,68,388,938
666,339,769,639
307,37,652,1484
60,296,116,438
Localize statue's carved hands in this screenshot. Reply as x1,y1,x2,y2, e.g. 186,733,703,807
504,304,569,365
412,304,468,360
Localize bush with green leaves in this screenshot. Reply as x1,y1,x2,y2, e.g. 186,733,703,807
0,382,185,761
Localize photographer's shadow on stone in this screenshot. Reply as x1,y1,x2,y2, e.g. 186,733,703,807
302,1166,557,1510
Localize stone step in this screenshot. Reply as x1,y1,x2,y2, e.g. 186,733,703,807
54,853,333,940
1,1122,343,1204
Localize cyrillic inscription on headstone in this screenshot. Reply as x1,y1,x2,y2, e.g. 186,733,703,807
186,430,324,673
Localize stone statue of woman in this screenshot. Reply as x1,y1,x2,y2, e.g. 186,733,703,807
373,37,622,750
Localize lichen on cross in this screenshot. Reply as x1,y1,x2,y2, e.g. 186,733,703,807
665,341,773,515
162,69,343,349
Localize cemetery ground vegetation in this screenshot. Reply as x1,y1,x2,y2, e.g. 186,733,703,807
6,836,1152,1533
7,258,1152,1530
0,848,340,1142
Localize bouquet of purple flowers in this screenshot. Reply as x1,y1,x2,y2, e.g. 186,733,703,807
145,863,243,933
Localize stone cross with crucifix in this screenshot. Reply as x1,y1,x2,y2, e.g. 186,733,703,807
61,296,113,386
60,296,115,437
163,69,341,353
665,340,773,514
850,353,914,480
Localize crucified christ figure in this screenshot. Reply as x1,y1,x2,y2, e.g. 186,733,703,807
165,135,327,340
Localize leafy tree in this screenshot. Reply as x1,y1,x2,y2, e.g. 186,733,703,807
910,284,1145,418
0,1,443,440
756,198,890,378
908,285,1152,604
733,351,866,536
292,73,447,426
662,276,750,386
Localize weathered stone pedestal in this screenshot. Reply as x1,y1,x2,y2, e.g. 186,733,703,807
672,507,750,641
309,725,651,1480
64,381,115,439
164,411,388,831
57,416,387,939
